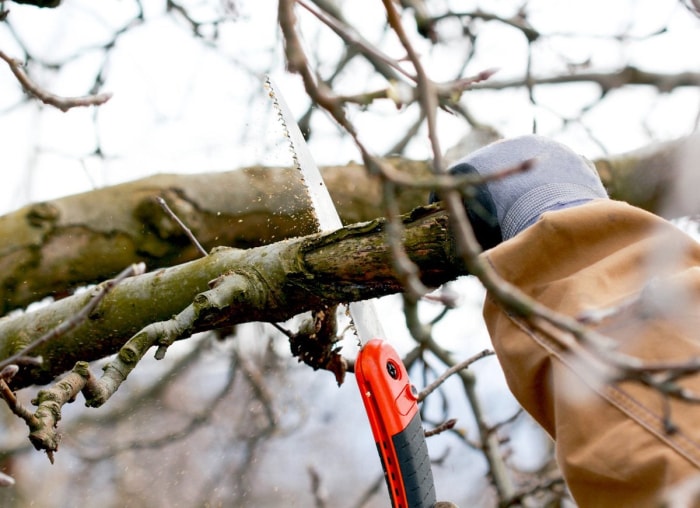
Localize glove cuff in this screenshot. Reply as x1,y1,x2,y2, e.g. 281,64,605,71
502,182,606,240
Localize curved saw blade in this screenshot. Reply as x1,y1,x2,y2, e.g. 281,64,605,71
265,76,385,343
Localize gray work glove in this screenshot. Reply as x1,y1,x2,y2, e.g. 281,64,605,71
431,135,608,249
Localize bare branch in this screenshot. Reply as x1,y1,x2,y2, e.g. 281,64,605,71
279,0,435,300
417,349,495,402
431,9,540,42
0,263,146,373
156,197,208,257
300,0,414,82
471,66,700,94
2,207,459,390
502,476,567,507
424,418,457,438
0,50,112,112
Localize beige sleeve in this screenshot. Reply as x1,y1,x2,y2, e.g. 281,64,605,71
483,199,700,507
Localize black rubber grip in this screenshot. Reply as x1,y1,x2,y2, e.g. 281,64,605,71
392,412,436,507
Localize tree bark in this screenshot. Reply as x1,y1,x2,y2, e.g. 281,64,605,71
0,141,690,316
3,206,461,388
592,135,697,216
0,160,430,314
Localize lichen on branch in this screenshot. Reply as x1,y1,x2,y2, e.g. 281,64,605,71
0,206,459,390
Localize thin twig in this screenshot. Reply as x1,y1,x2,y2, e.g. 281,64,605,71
308,466,328,508
299,0,415,82
380,0,456,299
236,347,278,428
418,349,495,402
0,50,112,112
402,295,515,498
270,322,294,338
430,9,540,42
80,347,239,461
156,196,208,257
424,418,457,438
377,157,534,191
0,262,146,372
278,0,435,300
0,375,36,426
489,409,523,435
470,66,700,94
383,180,432,299
382,0,444,172
501,476,567,507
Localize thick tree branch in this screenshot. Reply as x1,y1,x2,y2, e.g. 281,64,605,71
0,162,427,314
0,139,692,316
1,205,461,388
593,134,699,216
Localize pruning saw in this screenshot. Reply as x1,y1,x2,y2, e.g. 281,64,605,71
266,76,436,508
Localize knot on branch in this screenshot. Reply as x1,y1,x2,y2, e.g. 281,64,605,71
26,202,60,228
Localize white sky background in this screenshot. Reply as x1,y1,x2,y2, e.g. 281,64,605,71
1,0,699,505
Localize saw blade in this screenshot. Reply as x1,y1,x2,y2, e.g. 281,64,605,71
266,78,437,508
266,76,386,343
265,76,342,233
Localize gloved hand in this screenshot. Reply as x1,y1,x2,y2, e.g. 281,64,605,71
432,135,608,250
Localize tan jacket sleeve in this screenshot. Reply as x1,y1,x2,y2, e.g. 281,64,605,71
483,200,700,507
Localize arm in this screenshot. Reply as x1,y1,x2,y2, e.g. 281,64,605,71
440,135,700,506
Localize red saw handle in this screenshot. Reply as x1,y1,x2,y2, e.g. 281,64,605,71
355,339,436,508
